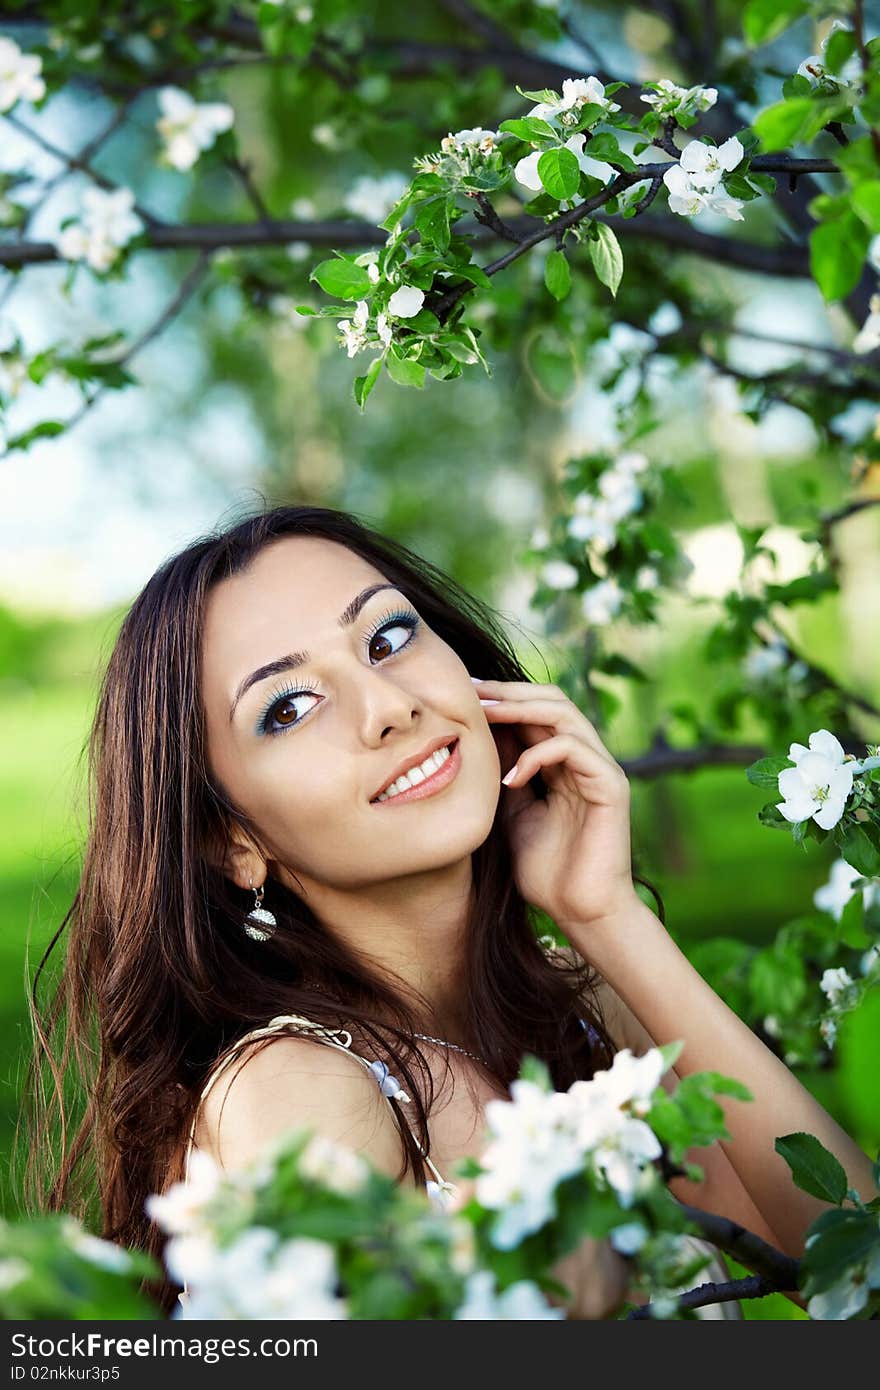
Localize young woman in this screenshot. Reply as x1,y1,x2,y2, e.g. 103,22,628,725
21,504,874,1319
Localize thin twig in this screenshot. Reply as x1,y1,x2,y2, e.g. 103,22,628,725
3,112,163,229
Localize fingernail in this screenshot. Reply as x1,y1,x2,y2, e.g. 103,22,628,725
501,766,517,785
470,676,485,683
480,698,501,706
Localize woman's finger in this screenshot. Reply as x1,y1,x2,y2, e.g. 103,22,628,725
478,690,620,767
501,732,630,798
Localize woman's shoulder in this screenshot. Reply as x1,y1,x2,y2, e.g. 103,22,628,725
195,1022,406,1180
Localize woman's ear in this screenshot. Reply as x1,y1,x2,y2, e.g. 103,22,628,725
201,824,266,891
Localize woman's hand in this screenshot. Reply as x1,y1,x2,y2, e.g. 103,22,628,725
473,678,639,931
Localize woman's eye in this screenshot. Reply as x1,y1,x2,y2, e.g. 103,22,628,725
260,613,419,737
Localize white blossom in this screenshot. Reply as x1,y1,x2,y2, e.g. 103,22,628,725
798,21,863,93
54,187,144,272
59,1218,135,1273
743,638,789,683
0,37,45,112
290,195,317,219
614,450,650,476
343,172,409,223
776,729,855,830
807,1265,869,1319
663,164,744,220
581,576,625,625
156,87,234,171
868,235,880,275
540,559,579,589
0,1258,30,1292
529,524,550,550
861,944,880,976
475,1081,585,1249
286,241,311,262
145,1148,222,1236
387,284,425,318
375,311,392,348
337,299,370,358
663,136,745,222
454,1269,566,1320
311,122,339,148
172,1227,348,1320
635,564,659,591
529,75,621,128
598,465,643,521
679,136,744,188
440,127,500,155
819,966,855,1007
820,1016,837,1048
567,494,618,550
640,79,717,117
610,1221,648,1254
853,293,880,355
297,1134,369,1195
814,857,880,922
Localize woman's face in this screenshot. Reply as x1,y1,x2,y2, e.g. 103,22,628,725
200,536,503,895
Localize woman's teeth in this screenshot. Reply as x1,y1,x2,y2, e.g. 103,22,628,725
375,743,453,802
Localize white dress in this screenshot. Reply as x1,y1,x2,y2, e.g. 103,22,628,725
174,1011,743,1319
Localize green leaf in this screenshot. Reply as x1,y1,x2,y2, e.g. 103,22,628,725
583,133,638,171
824,27,858,75
810,213,871,301
838,824,880,877
352,355,382,411
518,1052,553,1090
775,1132,848,1205
414,197,451,253
544,248,571,301
537,147,580,201
753,97,843,152
657,1039,684,1071
310,257,374,300
800,1210,880,1295
498,117,558,143
4,419,66,452
588,222,623,298
852,180,880,233
758,802,790,828
597,652,649,682
746,755,791,789
743,0,809,46
385,348,425,389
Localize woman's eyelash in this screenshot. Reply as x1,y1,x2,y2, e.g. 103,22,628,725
256,608,421,738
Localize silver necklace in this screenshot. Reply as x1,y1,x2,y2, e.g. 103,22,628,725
411,1032,489,1068
305,982,489,1068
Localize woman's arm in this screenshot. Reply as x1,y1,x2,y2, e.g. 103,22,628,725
560,895,876,1258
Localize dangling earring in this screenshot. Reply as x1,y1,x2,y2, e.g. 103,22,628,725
243,880,277,941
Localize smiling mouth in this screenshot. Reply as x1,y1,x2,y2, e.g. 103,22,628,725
370,738,461,805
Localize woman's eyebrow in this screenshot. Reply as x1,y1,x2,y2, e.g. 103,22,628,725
228,581,403,724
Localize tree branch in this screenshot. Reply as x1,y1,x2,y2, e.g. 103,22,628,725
673,1201,801,1287
3,112,164,230
626,1272,779,1317
0,251,213,458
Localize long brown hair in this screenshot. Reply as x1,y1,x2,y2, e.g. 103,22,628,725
17,502,657,1317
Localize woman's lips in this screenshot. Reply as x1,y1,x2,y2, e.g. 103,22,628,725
370,738,461,806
